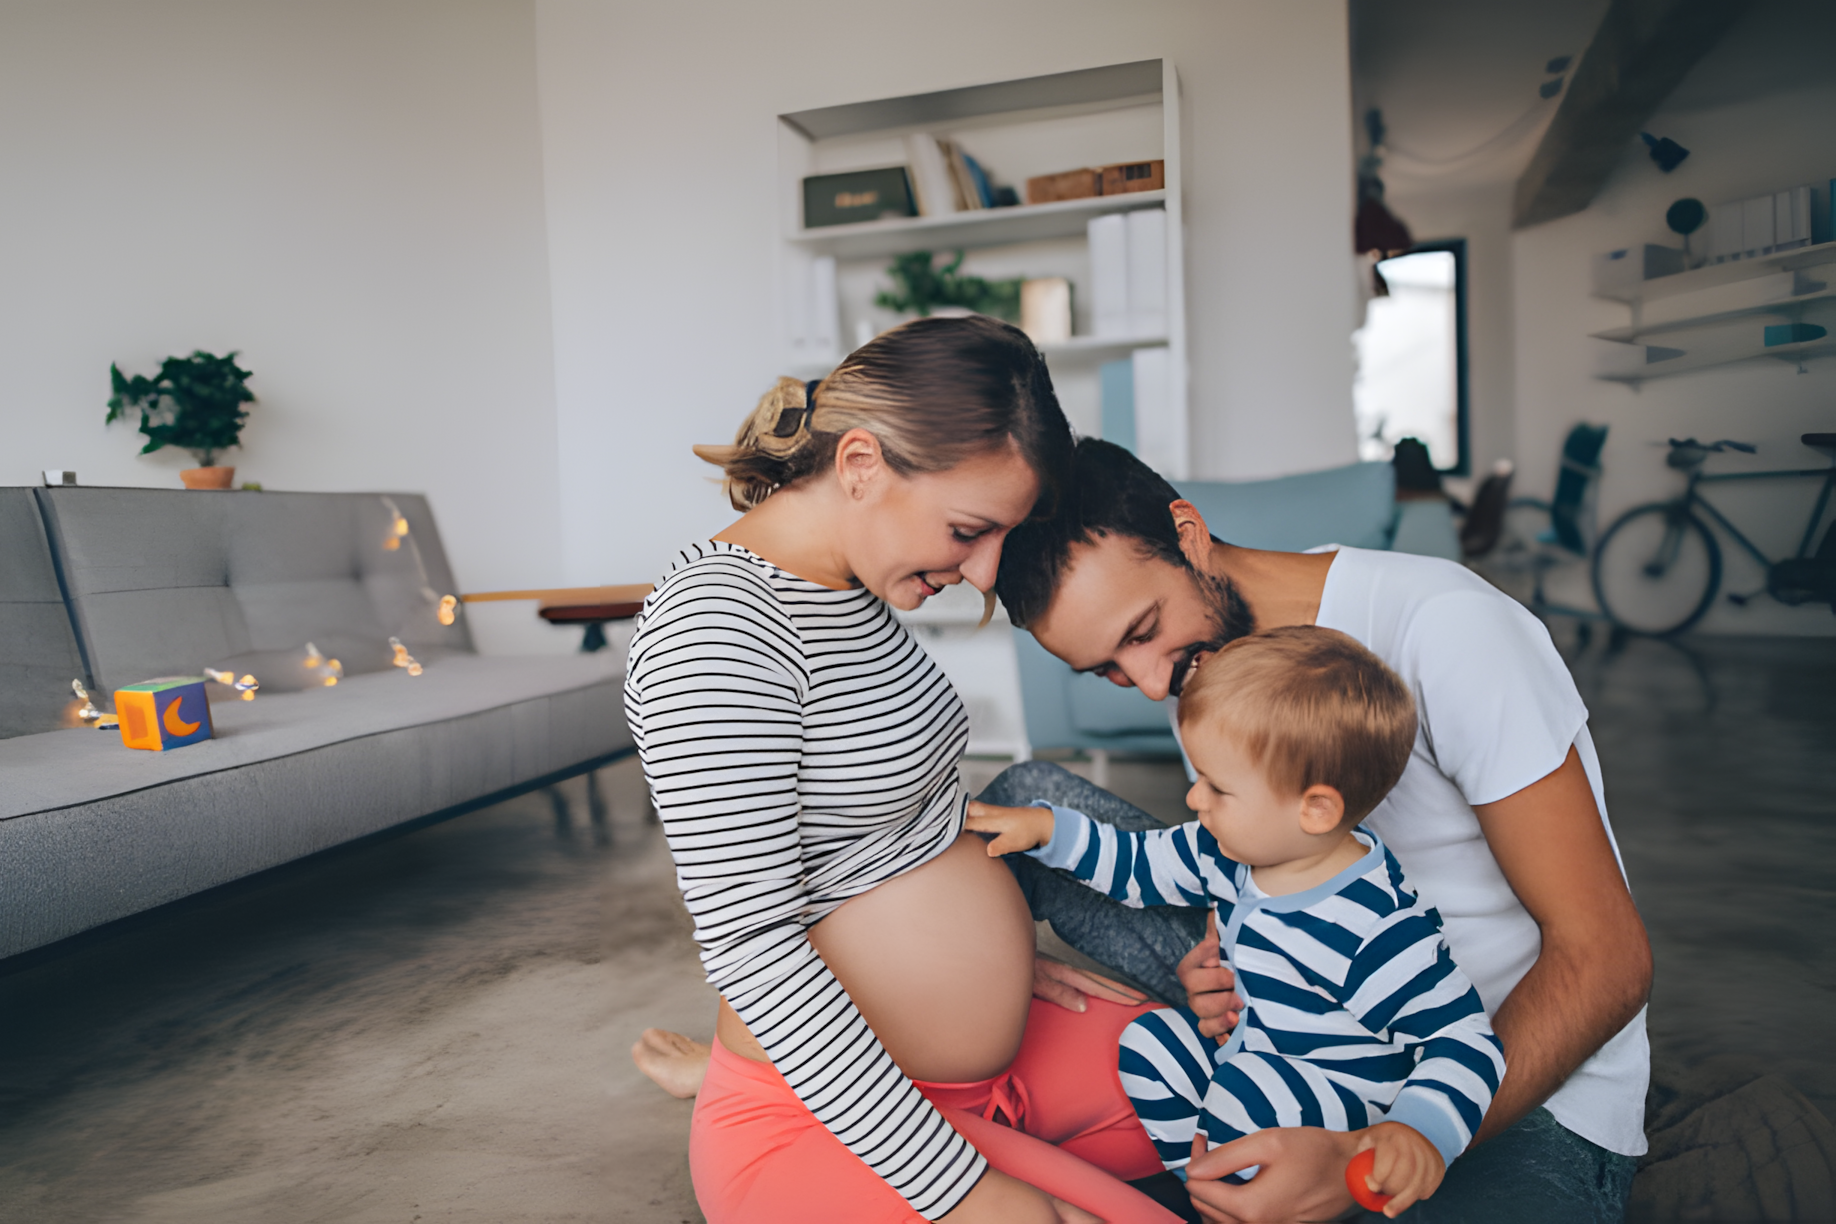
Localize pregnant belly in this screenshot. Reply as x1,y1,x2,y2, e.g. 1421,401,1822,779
717,832,1037,1084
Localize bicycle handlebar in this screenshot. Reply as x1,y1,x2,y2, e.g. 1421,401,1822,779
1666,437,1757,454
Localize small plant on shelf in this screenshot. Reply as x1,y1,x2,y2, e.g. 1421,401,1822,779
876,251,1022,319
106,351,256,485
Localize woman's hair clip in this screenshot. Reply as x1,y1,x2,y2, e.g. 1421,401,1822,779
770,380,821,438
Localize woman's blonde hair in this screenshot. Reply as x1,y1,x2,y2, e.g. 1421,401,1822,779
693,315,1071,512
1177,625,1417,824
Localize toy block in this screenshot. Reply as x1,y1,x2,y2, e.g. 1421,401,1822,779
115,677,214,751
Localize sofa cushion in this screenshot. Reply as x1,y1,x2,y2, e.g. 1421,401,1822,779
0,652,628,957
0,490,88,740
0,653,620,821
35,488,473,694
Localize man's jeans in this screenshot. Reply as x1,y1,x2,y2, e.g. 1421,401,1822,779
977,761,1636,1223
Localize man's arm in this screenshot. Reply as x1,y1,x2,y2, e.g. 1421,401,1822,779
1469,744,1651,1141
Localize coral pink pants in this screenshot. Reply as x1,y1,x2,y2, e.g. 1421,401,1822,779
689,997,1180,1223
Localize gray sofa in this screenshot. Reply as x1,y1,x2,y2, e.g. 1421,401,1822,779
0,487,629,961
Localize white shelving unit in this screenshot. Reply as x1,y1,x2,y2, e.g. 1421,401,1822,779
774,61,1188,760
1592,240,1836,383
775,59,1187,468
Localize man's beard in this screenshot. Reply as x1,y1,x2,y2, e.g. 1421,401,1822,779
1167,569,1255,698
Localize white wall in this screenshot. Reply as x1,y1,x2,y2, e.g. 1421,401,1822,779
535,0,1361,588
0,0,570,651
1512,79,1836,634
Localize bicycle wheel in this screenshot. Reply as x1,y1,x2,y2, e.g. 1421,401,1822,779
1592,502,1722,635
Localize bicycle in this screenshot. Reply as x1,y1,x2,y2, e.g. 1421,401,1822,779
1590,433,1836,636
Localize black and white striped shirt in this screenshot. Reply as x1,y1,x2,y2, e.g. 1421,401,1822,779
625,542,985,1218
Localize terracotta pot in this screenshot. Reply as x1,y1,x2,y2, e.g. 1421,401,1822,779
180,466,236,490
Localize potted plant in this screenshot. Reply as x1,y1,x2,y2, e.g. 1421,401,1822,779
875,251,1022,320
106,350,256,489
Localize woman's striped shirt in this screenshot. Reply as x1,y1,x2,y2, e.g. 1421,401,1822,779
1028,806,1505,1167
624,542,985,1218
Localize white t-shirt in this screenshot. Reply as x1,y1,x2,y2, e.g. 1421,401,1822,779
1303,546,1650,1157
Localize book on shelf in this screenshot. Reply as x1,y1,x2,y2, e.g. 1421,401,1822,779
1126,209,1168,337
1088,207,1169,338
904,134,959,218
1704,185,1814,264
940,139,985,212
801,167,917,228
1088,213,1130,338
961,152,996,209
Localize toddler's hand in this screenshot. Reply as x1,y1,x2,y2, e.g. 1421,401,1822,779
964,802,1055,856
1351,1121,1446,1217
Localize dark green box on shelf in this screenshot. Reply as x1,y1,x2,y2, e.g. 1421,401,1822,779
803,167,917,228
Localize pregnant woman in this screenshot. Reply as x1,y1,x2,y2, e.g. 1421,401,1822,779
626,317,1179,1224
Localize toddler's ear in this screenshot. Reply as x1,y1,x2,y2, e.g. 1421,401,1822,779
1297,784,1345,834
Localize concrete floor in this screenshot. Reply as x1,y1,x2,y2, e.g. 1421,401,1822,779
0,633,1831,1222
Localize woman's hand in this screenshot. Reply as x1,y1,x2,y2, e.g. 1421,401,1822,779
1033,954,1148,1013
939,1168,1078,1224
965,801,1057,856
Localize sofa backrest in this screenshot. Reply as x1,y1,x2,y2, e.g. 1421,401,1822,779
0,490,89,739
1013,460,1401,756
35,488,474,694
1175,461,1397,553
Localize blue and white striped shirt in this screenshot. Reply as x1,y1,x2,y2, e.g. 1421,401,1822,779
1028,806,1506,1167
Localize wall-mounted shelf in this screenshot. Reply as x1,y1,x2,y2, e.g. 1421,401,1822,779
789,190,1166,260
1596,328,1835,383
1593,238,1836,383
1592,239,1836,305
1591,283,1836,343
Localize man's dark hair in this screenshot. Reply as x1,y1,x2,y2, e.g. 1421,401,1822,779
996,438,1191,628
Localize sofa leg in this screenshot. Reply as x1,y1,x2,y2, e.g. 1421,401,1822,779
587,770,609,841
546,784,572,833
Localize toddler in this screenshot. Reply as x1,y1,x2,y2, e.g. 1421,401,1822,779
968,625,1505,1216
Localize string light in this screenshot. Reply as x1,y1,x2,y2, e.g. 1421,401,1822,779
71,678,101,722
303,642,343,686
383,511,410,551
70,679,118,729
388,636,423,677
438,594,459,626
204,667,261,700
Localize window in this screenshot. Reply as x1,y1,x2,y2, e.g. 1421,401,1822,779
1353,240,1469,474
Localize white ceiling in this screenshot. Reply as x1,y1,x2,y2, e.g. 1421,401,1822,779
1352,0,1836,198
1351,0,1610,194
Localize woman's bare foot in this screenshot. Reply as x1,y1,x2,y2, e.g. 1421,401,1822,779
631,1028,711,1099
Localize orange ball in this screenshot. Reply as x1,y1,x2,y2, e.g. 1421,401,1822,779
1345,1148,1394,1212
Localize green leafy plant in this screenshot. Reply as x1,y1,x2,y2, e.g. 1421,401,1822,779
106,351,256,467
875,251,1022,319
